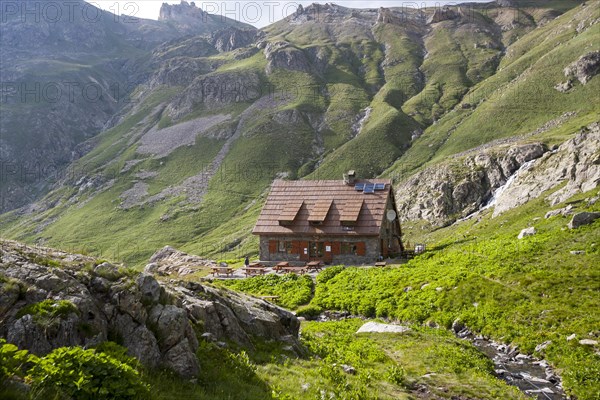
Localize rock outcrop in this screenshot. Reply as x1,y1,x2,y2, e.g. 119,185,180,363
395,143,547,225
427,7,460,24
210,27,261,53
493,122,600,215
264,41,313,75
0,240,301,379
396,122,600,225
165,70,262,118
564,51,600,85
568,212,600,229
145,245,217,276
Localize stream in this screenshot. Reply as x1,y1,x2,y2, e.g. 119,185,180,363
315,312,567,399
457,329,567,399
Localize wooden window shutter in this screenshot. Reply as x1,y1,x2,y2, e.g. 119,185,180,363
269,240,277,254
356,242,366,256
290,241,301,254
332,242,341,255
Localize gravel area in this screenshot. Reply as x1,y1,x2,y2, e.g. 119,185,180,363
138,114,231,158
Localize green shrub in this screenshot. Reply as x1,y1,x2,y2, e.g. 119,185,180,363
218,274,314,309
93,342,139,368
316,265,345,284
0,339,34,383
28,347,149,400
16,300,79,322
295,304,323,319
386,365,405,386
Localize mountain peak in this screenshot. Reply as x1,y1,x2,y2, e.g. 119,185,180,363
158,1,205,21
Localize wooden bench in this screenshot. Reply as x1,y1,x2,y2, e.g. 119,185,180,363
281,266,308,275
211,266,234,277
374,261,387,267
241,267,267,277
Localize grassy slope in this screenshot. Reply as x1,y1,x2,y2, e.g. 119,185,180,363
0,1,595,267
311,188,600,399
385,1,600,179
209,186,600,399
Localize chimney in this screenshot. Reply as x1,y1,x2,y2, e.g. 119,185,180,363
343,170,356,185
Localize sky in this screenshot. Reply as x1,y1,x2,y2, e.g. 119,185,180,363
86,0,493,28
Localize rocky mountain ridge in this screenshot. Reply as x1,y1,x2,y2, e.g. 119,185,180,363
0,0,253,212
0,240,301,379
0,0,597,264
395,121,600,226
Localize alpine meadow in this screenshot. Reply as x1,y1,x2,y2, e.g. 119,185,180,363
0,1,599,399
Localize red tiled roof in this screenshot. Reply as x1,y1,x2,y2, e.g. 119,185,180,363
253,179,392,236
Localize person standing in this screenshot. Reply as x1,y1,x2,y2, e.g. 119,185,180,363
244,256,249,267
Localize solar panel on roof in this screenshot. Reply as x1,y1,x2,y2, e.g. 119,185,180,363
364,184,375,194
354,183,365,191
374,183,386,190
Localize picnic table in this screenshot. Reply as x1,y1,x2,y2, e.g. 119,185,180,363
211,266,234,277
274,262,289,273
305,261,323,272
280,265,308,275
241,266,268,277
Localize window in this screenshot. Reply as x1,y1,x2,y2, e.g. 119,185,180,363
277,241,292,254
341,242,356,255
340,242,365,256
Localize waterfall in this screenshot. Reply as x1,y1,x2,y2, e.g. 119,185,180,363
482,159,537,210
456,159,538,223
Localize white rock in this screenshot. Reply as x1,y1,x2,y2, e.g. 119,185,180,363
579,339,598,346
356,321,410,334
535,341,552,352
526,388,554,394
518,227,537,239
567,333,577,341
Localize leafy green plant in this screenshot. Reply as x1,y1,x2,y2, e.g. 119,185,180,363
386,365,405,386
16,300,79,323
28,347,149,400
316,265,345,284
217,274,314,309
295,304,323,319
0,339,35,383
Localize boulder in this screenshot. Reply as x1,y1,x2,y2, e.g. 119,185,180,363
341,364,357,375
518,227,537,239
564,51,600,85
579,339,598,346
451,319,465,334
93,262,121,281
568,212,600,229
145,246,217,277
545,205,573,219
554,80,573,93
162,339,200,379
535,341,552,353
137,273,162,305
356,322,410,334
